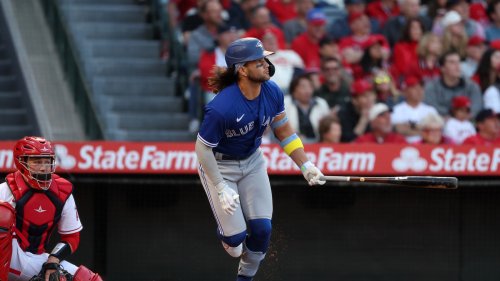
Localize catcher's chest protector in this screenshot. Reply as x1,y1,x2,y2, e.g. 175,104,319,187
6,171,73,254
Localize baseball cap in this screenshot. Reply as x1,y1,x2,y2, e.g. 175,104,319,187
369,103,390,121
307,8,327,25
476,109,499,123
401,75,422,89
452,96,471,108
351,79,373,96
442,10,462,28
467,36,485,46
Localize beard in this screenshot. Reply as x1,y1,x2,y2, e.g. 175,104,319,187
247,71,270,83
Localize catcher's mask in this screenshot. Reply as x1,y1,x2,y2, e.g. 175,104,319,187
14,136,56,191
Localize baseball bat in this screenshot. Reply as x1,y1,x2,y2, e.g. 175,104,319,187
319,176,458,189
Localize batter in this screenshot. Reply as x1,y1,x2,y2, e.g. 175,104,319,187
195,37,325,281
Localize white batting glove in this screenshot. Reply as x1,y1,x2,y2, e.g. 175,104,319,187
215,181,240,215
300,161,326,186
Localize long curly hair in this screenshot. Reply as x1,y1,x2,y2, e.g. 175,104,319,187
207,66,239,93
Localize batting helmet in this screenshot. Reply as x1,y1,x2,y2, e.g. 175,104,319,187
13,136,56,190
225,37,274,68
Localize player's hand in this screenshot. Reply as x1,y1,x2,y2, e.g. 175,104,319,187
301,161,326,186
44,256,60,281
215,181,240,215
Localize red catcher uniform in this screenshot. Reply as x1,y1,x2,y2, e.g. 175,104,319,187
0,136,101,281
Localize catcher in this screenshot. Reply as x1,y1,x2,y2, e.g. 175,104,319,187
0,137,102,281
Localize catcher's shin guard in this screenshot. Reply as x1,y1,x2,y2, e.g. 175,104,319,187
73,266,103,281
0,202,15,281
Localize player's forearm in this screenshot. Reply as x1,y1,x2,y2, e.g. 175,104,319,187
195,139,224,186
274,123,310,167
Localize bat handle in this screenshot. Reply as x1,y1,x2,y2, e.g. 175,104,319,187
319,176,351,182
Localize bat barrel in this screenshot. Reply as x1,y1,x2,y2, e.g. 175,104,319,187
326,176,459,189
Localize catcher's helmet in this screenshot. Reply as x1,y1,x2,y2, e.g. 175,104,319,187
13,136,56,190
225,37,274,68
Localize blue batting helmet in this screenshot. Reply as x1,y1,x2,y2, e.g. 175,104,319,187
225,37,274,68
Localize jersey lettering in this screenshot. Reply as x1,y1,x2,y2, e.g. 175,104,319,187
225,121,255,138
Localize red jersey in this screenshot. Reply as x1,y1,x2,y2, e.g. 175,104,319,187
266,0,297,24
354,132,407,144
291,33,321,71
366,0,400,27
391,41,418,78
199,50,216,92
462,134,500,145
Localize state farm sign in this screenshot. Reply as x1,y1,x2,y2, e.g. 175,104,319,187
0,142,498,176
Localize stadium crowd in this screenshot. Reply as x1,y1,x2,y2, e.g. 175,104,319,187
167,0,500,145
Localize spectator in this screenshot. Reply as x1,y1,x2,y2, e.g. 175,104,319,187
413,33,443,82
283,0,315,44
470,1,489,28
226,0,260,30
450,0,485,38
463,109,500,144
354,35,391,79
486,0,500,42
338,79,376,142
262,31,304,93
318,115,343,143
473,48,500,93
443,96,477,144
187,0,224,70
373,70,404,109
483,72,500,114
179,0,206,39
461,36,486,78
440,11,469,60
315,57,352,113
328,0,380,40
339,16,391,73
355,103,407,143
382,0,432,47
424,50,482,117
392,75,439,143
291,8,328,71
266,0,298,25
284,75,331,142
366,0,400,27
243,5,287,49
433,0,485,38
417,113,453,144
198,24,239,100
391,18,425,81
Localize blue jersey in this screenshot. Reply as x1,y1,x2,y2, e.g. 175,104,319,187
197,80,285,158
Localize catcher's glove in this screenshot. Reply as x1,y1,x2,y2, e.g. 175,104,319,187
29,262,73,281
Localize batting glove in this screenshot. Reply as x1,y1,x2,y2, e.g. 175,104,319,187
215,181,240,215
301,161,326,186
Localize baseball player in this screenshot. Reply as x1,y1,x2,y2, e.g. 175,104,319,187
195,37,325,281
0,136,102,281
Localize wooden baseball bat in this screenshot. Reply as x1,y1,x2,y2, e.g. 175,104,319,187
319,176,458,189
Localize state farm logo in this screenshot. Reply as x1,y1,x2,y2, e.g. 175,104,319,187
54,144,76,170
392,147,427,172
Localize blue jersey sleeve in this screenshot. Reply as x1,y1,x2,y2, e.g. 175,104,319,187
197,106,225,147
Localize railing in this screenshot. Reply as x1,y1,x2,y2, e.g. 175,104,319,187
40,0,104,140
150,0,189,97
